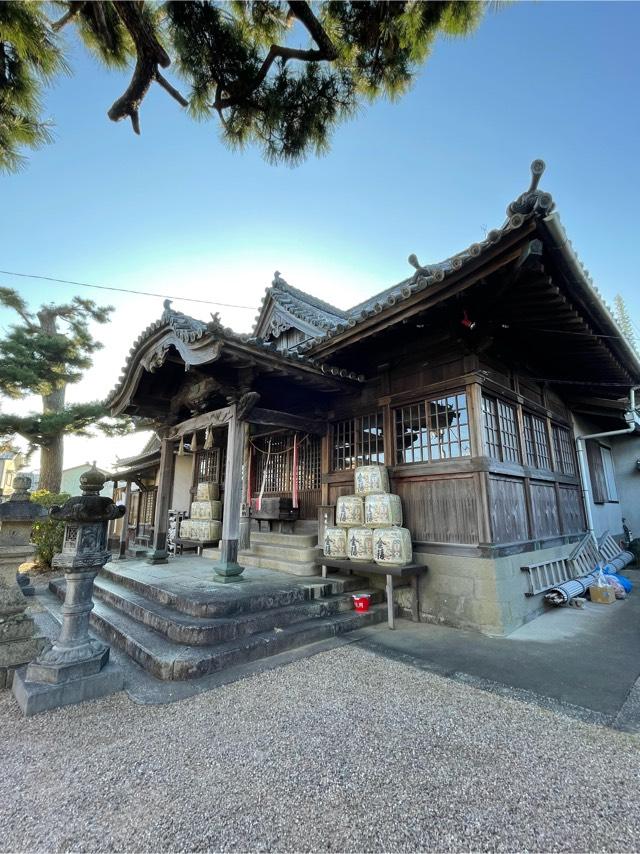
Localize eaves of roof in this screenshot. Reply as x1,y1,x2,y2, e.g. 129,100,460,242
106,300,365,416
296,160,640,381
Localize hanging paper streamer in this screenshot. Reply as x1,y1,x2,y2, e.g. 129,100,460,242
292,432,299,509
204,425,214,450
177,436,185,456
256,436,271,512
190,432,198,453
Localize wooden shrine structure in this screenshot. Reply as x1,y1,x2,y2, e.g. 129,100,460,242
107,161,640,632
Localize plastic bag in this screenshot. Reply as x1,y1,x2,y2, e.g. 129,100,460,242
607,577,627,599
604,571,633,594
594,568,610,587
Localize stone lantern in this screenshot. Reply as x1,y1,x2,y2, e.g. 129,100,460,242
0,475,47,688
12,466,126,716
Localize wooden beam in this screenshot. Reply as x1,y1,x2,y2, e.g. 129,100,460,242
166,406,234,439
248,407,327,435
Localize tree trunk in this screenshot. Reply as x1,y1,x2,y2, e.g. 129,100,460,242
39,432,64,494
37,311,67,494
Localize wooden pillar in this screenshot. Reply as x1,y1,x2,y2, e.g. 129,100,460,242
146,438,175,564
212,407,248,582
118,480,132,560
239,425,252,552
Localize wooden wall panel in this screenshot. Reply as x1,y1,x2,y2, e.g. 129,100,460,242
558,484,587,534
393,476,479,544
487,476,529,544
328,482,357,505
529,480,561,539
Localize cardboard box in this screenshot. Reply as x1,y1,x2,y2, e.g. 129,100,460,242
590,583,616,605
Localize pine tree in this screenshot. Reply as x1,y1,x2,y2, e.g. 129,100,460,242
0,2,65,172
0,289,133,492
1,1,488,171
613,294,638,353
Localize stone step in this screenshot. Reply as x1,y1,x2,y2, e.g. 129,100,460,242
99,565,314,618
47,590,390,681
250,531,318,548
251,542,322,562
49,577,383,647
240,551,320,576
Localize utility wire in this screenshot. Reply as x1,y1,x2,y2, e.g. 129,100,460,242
0,269,256,310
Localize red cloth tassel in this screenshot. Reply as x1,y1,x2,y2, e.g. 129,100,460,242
246,444,252,507
292,432,299,510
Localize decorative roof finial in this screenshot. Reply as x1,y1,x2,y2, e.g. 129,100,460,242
506,158,554,219
528,159,546,193
163,299,172,311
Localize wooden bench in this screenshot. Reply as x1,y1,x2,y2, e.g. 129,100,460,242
175,537,220,557
317,557,427,629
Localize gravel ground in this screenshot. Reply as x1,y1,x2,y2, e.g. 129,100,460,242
1,645,639,853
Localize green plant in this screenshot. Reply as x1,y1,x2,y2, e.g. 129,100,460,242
30,489,71,567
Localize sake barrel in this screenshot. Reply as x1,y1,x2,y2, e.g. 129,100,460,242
190,500,222,520
196,481,220,501
364,493,402,528
335,494,364,528
373,527,413,566
346,527,374,562
179,519,193,539
190,519,222,541
354,464,390,496
323,526,347,559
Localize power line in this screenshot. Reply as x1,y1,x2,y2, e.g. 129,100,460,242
0,269,256,311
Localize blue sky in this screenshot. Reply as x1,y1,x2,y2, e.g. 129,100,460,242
1,1,639,471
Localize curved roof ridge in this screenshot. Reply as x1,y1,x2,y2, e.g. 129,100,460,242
272,272,348,320
295,160,556,354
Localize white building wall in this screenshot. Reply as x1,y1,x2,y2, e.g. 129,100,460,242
571,414,625,539
611,434,640,540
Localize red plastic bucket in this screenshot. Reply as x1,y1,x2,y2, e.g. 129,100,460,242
352,593,372,612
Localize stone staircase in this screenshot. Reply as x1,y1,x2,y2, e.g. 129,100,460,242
48,565,387,681
202,530,322,576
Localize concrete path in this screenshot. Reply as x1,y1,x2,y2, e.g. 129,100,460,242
349,570,640,730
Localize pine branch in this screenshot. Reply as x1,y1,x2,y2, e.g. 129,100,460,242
107,1,187,134
214,1,337,111
51,1,86,32
155,70,189,107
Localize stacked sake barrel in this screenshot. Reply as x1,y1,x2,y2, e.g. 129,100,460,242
323,465,413,566
179,482,222,543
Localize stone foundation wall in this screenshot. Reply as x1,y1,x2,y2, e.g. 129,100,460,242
393,541,580,636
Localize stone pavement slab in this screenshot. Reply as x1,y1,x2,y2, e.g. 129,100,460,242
349,571,640,729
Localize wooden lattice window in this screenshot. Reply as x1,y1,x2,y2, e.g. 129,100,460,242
394,393,470,464
552,425,577,476
482,395,520,464
299,437,321,490
194,448,221,484
523,412,552,469
331,412,384,471
253,434,321,491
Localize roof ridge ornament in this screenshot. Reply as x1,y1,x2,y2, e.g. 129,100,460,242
507,159,554,219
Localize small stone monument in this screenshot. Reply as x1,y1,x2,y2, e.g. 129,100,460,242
12,466,126,716
0,475,48,689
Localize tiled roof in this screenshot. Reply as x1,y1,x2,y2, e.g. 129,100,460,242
106,300,364,410
253,272,347,337
294,160,556,353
